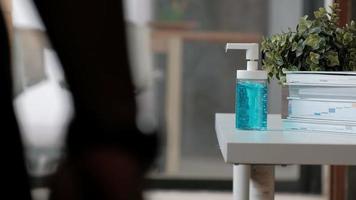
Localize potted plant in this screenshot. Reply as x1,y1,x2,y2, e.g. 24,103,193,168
261,3,356,83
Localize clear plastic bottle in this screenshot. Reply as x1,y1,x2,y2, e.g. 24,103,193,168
236,79,268,130
226,43,268,130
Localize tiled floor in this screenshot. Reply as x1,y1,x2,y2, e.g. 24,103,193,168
33,188,327,200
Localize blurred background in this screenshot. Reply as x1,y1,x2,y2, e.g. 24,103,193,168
3,0,356,199
130,0,323,194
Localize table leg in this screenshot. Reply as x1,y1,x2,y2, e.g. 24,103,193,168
233,164,250,200
233,165,275,200
165,37,182,175
250,165,275,200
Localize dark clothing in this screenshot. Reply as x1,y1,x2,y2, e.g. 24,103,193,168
1,1,157,199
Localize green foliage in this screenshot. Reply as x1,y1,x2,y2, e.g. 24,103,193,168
261,3,356,82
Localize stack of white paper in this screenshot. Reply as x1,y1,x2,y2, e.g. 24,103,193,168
283,71,356,133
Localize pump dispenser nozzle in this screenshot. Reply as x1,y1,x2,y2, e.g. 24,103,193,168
225,43,259,60
225,43,267,80
225,43,259,71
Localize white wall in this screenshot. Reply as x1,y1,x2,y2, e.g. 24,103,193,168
268,0,303,36
267,0,303,114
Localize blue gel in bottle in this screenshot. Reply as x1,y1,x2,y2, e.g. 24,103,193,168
236,80,268,130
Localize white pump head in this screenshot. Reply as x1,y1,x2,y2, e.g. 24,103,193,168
225,43,259,60
225,43,259,71
226,43,267,80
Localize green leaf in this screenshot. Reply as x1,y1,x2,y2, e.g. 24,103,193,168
298,16,312,33
305,34,321,49
314,7,327,19
326,51,340,66
288,32,296,42
310,64,321,71
288,65,298,71
307,52,320,65
296,39,305,57
292,42,298,51
275,55,284,66
310,27,321,34
343,32,353,45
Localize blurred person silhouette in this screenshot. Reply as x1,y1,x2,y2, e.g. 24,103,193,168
0,0,158,200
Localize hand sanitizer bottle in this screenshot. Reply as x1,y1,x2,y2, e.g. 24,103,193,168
226,43,268,130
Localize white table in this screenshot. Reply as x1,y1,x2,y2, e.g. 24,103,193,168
215,113,356,200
